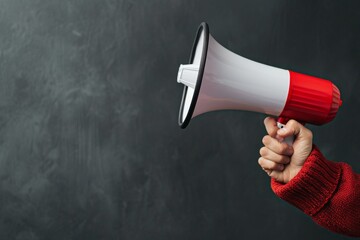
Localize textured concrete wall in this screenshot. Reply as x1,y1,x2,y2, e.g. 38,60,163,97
0,0,358,239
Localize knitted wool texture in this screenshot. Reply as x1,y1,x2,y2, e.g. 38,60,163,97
271,146,360,237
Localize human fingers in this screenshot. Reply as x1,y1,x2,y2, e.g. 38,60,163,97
259,147,291,164
258,157,285,171
277,119,313,142
264,117,278,137
262,135,294,156
265,169,285,183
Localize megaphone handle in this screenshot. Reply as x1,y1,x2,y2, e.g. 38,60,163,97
277,122,294,146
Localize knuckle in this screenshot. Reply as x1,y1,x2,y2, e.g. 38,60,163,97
262,159,274,169
268,161,276,169
264,117,269,125
264,116,274,125
287,119,298,127
280,156,290,164
259,147,267,157
262,136,268,145
269,128,278,138
286,120,300,133
278,144,288,154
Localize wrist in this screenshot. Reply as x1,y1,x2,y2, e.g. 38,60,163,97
271,145,341,215
286,166,302,183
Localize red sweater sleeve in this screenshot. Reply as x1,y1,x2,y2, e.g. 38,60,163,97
271,146,360,237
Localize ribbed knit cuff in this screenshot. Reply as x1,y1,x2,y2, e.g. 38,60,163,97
271,145,341,216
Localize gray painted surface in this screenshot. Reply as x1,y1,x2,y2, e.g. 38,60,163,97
0,0,358,239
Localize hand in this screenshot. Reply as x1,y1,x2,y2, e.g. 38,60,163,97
258,117,313,183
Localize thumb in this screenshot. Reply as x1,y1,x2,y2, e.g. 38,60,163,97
277,119,305,139
266,169,285,183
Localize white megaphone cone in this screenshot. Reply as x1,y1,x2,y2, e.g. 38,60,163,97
177,22,342,141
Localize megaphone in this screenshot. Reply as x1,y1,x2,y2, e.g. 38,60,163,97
177,22,342,136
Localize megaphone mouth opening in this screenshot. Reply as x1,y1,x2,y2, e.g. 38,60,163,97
179,22,209,128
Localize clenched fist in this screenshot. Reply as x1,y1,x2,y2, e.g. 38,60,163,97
258,117,313,183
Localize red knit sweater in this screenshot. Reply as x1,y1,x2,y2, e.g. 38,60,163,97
271,146,360,237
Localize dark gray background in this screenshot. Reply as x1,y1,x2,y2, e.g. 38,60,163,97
0,0,358,239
